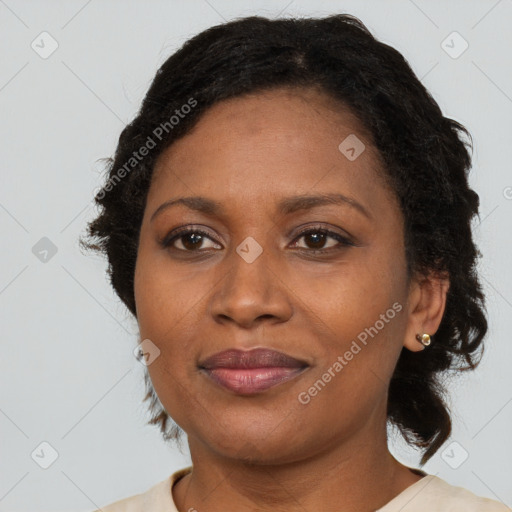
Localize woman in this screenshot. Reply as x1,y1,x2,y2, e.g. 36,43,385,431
83,13,510,512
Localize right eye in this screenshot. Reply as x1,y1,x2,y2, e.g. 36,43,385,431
161,227,222,252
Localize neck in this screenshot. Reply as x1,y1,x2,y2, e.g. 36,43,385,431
173,416,423,512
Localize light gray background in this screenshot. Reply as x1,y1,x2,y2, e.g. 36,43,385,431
1,0,511,510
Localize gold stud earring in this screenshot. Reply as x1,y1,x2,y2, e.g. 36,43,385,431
415,333,431,347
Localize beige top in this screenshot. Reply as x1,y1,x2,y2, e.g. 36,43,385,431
93,466,511,511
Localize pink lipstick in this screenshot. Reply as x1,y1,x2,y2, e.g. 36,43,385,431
199,348,308,395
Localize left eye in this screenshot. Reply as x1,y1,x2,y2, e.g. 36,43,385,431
291,229,354,252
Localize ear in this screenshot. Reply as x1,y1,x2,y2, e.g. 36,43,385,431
403,271,450,352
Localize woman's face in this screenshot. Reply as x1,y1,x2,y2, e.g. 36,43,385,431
134,87,416,463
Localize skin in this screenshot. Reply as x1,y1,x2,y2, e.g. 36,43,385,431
134,87,450,512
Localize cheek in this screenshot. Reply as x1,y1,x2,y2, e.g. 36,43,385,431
308,257,403,327
308,251,408,375
134,244,199,338
134,250,218,400
135,259,201,414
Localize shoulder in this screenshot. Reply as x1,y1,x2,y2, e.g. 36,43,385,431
433,476,512,512
90,478,172,512
378,474,511,512
90,466,193,512
426,476,511,511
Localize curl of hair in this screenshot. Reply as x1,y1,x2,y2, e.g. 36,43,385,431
81,13,487,466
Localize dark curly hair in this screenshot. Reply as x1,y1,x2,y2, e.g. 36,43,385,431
81,13,487,466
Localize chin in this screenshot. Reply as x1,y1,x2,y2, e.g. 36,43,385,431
190,420,314,465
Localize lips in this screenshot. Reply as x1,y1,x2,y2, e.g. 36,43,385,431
199,348,309,395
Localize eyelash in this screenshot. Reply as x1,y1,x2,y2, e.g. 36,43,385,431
161,225,355,255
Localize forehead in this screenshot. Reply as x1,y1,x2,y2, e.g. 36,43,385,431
149,87,395,218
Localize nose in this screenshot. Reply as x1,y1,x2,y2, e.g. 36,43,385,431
209,243,293,329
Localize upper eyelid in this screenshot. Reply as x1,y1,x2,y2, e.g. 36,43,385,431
161,226,218,246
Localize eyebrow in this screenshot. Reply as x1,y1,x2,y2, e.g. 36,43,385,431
150,193,371,223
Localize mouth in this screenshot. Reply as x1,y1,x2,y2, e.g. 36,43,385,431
198,348,309,395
